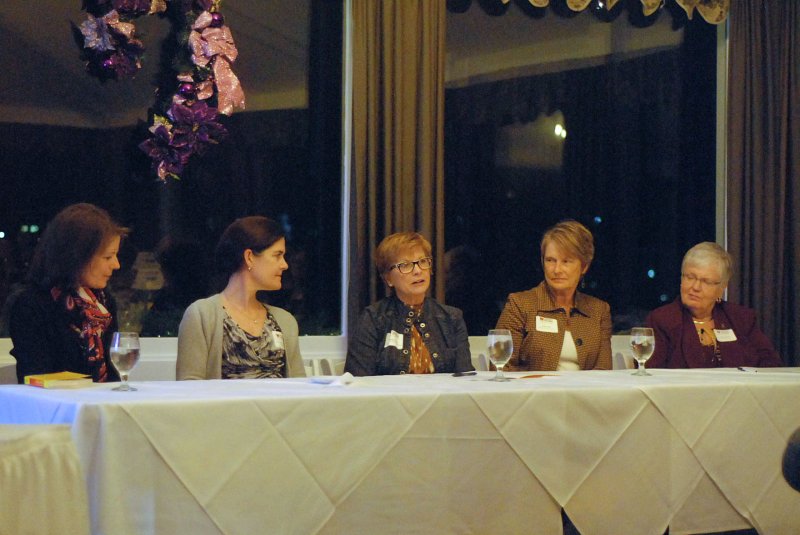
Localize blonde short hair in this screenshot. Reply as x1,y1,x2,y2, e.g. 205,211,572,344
540,219,595,268
682,242,732,283
374,232,432,274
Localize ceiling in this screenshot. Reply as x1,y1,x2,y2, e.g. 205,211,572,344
0,1,682,128
0,1,310,127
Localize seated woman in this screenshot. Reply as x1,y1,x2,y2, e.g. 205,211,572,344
646,242,782,368
10,203,127,383
345,232,473,376
176,216,305,379
495,220,611,371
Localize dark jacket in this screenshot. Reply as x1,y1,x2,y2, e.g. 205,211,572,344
9,285,120,383
646,298,783,368
345,296,473,376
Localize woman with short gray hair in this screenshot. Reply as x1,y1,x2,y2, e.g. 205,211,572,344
646,242,782,368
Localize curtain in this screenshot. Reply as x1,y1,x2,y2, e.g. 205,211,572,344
349,0,447,326
727,1,800,365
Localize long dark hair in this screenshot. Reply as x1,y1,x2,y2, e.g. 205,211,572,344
27,203,128,290
215,216,284,281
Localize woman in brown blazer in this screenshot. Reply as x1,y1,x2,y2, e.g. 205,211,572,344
495,220,612,371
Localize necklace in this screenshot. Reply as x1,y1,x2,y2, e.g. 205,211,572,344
222,295,265,324
692,318,712,325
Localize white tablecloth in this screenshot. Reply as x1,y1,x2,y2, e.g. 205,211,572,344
0,425,91,535
0,369,798,535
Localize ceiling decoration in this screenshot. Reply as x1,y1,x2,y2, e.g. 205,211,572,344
447,0,730,25
0,1,309,128
76,0,245,180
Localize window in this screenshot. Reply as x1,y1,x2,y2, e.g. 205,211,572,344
0,1,343,337
445,4,718,333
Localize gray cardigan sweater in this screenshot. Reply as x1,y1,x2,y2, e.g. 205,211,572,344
176,294,305,380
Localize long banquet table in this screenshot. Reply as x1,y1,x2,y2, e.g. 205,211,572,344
1,369,799,535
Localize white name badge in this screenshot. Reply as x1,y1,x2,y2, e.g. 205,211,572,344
271,330,285,349
714,329,737,342
384,330,404,349
536,316,559,333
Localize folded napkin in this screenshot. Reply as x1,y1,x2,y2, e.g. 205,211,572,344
308,372,355,386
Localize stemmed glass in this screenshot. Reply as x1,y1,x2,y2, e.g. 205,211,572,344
630,327,655,376
487,329,514,382
109,332,141,391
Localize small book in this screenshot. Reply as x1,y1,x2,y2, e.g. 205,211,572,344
24,371,94,389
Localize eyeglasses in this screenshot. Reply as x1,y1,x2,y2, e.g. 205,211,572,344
389,257,433,274
681,273,722,288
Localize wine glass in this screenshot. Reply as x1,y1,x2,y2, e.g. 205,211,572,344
630,327,655,376
487,329,514,382
109,332,141,391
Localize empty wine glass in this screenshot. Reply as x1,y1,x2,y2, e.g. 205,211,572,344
630,327,655,376
110,332,141,391
487,329,513,382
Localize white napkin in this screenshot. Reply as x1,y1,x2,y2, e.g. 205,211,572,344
308,372,355,386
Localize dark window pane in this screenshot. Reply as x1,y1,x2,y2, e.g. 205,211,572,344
445,6,716,334
0,1,342,337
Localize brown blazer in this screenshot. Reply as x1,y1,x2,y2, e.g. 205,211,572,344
495,281,612,371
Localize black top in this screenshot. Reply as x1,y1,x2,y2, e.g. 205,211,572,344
9,285,120,383
345,295,473,376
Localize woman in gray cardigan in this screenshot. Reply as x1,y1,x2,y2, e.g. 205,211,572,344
176,216,304,380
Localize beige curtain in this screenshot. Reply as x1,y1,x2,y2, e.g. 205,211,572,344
727,0,800,365
349,0,446,324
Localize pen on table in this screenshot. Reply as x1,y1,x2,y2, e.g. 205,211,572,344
738,367,758,372
452,371,477,377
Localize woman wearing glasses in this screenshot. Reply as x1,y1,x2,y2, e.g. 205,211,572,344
345,232,473,376
646,242,782,368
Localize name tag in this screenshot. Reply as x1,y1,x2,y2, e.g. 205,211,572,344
271,330,285,349
714,329,737,342
384,330,404,349
535,316,559,333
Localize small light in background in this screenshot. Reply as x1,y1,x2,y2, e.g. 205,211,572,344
554,124,567,139
659,294,669,302
20,225,29,233
647,269,656,279
30,224,40,233
593,216,603,224
0,231,5,239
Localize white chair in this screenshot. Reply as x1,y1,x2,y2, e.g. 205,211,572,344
318,358,345,376
468,336,488,371
611,334,634,369
0,339,17,385
298,336,346,376
319,358,333,376
332,359,346,375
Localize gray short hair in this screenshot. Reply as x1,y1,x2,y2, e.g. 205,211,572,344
681,242,733,284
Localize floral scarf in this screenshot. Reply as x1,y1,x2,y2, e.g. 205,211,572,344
51,286,113,382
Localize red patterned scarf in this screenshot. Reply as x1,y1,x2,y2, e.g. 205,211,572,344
51,287,113,382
